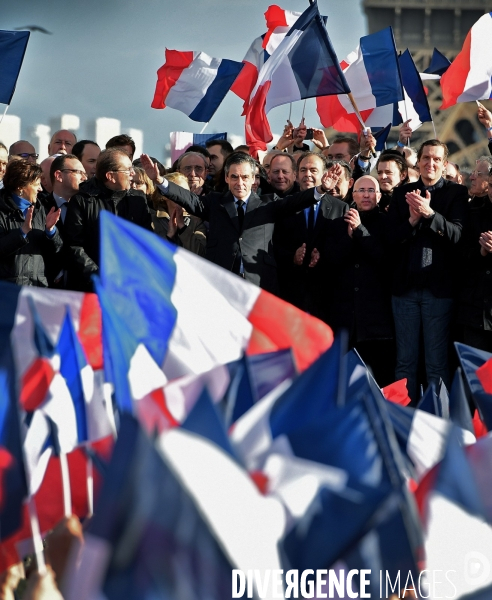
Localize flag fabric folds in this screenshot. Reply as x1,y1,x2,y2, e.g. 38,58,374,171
0,30,30,105
98,211,333,379
151,49,243,122
440,12,492,109
245,1,350,154
316,27,402,133
421,46,451,79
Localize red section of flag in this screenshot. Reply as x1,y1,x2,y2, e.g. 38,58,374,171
0,448,13,510
316,94,372,132
245,81,273,158
476,357,492,394
413,464,439,522
231,61,259,104
440,31,472,109
78,293,103,371
250,470,269,495
19,358,54,411
151,49,195,110
150,388,179,428
473,409,488,438
382,379,411,406
246,290,333,372
262,5,289,50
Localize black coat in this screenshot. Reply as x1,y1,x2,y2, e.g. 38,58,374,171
458,197,492,330
0,191,63,287
273,194,348,317
325,207,393,342
64,180,152,291
387,178,468,298
162,181,320,294
41,192,72,287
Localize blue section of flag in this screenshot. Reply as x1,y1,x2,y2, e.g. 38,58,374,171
417,380,450,419
192,132,226,147
189,59,244,122
181,388,239,463
224,355,256,426
373,123,392,151
42,415,61,457
248,349,296,400
0,346,27,539
399,49,432,124
87,414,233,600
0,282,21,346
58,310,89,443
360,27,403,106
99,211,178,367
424,47,451,76
455,342,492,430
286,2,350,98
95,278,139,415
0,30,30,104
28,296,56,359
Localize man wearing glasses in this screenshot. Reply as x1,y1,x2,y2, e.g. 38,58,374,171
177,152,209,196
65,148,151,291
42,154,86,287
468,157,492,206
8,140,39,164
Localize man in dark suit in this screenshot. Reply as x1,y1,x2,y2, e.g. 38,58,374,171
140,152,342,295
387,139,468,402
274,153,348,319
43,153,87,287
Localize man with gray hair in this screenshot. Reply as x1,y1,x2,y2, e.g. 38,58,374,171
469,156,492,206
141,152,342,294
177,151,209,196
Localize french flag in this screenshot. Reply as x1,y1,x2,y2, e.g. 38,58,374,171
98,211,333,381
316,27,403,133
169,131,227,164
440,12,492,109
151,49,244,122
231,5,302,104
245,1,349,155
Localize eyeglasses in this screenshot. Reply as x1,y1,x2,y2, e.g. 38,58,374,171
353,188,377,194
60,169,86,176
109,169,134,175
471,171,487,177
181,165,205,175
18,153,39,159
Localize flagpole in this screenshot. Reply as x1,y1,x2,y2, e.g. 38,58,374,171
28,496,46,575
346,93,376,157
0,105,9,127
288,103,292,123
86,453,94,518
301,99,307,122
199,122,209,134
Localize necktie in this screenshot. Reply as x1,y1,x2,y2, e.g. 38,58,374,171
307,204,315,233
237,200,245,232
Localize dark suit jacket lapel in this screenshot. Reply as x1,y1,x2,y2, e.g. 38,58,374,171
222,192,239,232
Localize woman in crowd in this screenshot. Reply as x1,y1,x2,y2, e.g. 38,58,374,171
150,171,206,256
0,160,61,286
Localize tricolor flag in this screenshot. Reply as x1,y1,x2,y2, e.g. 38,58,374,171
0,30,30,105
440,12,492,109
316,27,403,133
245,1,349,155
151,49,244,122
98,211,333,379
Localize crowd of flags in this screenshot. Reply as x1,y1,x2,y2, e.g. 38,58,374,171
0,212,490,598
150,3,492,157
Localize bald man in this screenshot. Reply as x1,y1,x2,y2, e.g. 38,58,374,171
327,174,395,386
48,129,77,155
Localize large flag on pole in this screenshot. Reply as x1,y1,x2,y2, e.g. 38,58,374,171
245,1,350,155
0,30,30,105
440,12,492,109
151,49,244,122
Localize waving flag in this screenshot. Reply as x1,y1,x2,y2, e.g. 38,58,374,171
98,212,333,379
316,27,402,133
441,12,492,109
421,47,451,80
245,1,350,154
455,342,492,431
0,31,30,105
151,49,243,122
231,5,302,103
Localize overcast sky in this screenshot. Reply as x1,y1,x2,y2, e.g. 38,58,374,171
2,0,367,161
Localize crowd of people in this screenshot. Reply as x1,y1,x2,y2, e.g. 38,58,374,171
1,108,492,407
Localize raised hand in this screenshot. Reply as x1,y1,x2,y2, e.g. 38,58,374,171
477,102,492,130
399,119,413,146
275,120,295,151
360,129,376,157
293,119,307,146
21,205,34,236
23,566,63,600
140,154,163,184
311,128,329,150
294,243,306,266
405,189,433,218
45,207,61,232
319,163,343,192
